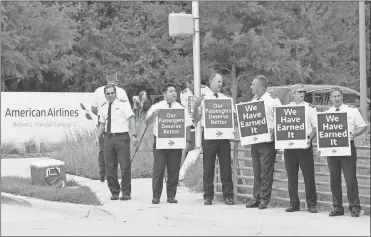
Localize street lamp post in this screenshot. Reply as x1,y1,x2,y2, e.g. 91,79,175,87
192,1,202,148
359,1,368,120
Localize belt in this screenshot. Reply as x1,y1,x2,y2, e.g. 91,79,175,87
106,132,128,137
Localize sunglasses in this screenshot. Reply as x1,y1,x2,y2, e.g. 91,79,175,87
296,90,306,94
105,92,115,96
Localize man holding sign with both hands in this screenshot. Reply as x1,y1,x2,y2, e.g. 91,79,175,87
319,87,367,217
244,75,282,210
282,84,318,213
193,73,235,206
145,83,190,205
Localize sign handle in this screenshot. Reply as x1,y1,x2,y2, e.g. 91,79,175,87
130,124,149,163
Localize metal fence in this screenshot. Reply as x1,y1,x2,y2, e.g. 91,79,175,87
214,141,371,212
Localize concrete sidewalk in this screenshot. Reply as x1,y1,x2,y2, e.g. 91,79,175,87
1,158,370,236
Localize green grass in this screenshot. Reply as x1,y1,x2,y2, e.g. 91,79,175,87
1,176,101,206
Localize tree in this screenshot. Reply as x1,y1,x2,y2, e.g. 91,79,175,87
1,1,79,91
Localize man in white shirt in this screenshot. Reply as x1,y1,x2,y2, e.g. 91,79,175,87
245,75,282,209
145,83,190,205
284,84,318,213
95,84,138,201
91,73,129,182
325,87,367,218
192,73,235,206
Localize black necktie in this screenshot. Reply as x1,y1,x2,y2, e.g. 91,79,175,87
335,108,340,111
107,103,112,133
168,102,172,108
214,93,218,98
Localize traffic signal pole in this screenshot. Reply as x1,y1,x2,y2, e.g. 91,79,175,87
192,1,202,148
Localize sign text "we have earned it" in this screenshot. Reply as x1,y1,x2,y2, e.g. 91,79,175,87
236,101,270,146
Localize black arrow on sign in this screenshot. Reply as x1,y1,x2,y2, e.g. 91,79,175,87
168,140,175,147
332,149,337,154
253,137,258,142
216,130,222,137
289,142,294,146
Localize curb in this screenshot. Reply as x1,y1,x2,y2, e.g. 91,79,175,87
1,192,116,220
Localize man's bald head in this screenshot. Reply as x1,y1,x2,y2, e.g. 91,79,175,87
209,73,223,93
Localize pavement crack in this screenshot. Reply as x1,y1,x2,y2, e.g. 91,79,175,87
256,221,264,236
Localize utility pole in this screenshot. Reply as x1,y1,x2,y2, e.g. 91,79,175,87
192,1,202,148
359,1,368,120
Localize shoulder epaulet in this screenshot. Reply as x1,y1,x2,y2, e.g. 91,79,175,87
269,93,277,99
118,99,127,103
348,104,356,108
308,103,315,108
101,102,107,107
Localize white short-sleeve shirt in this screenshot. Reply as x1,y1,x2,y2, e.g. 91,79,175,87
99,98,134,133
326,103,367,140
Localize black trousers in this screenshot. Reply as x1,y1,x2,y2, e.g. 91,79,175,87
251,141,277,204
98,122,106,178
202,132,234,200
104,133,131,196
152,137,182,199
284,144,317,208
327,141,361,213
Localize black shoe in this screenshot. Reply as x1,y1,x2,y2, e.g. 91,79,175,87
351,211,360,217
110,194,119,200
329,211,344,217
285,206,300,212
225,198,235,205
100,175,106,182
167,198,178,204
308,206,318,213
120,195,131,201
258,202,268,209
246,200,260,208
152,198,160,204
204,199,212,205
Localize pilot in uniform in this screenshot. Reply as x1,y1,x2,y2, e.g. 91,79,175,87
325,87,367,217
284,84,318,213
